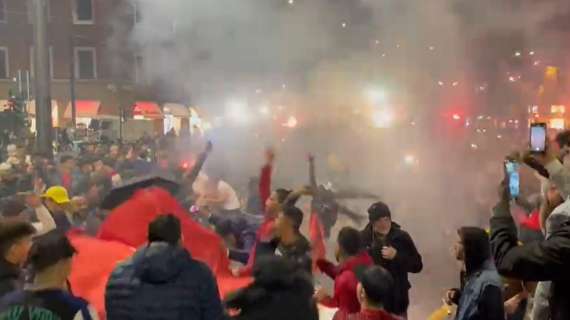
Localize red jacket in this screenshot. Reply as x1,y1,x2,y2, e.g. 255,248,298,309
259,164,272,212
238,164,274,276
318,252,374,316
345,309,401,320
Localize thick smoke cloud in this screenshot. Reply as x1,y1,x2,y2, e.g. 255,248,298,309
119,0,570,317
126,0,570,111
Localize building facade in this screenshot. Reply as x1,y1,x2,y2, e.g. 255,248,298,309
0,0,163,132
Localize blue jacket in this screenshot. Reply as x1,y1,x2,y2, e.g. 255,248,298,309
455,261,503,320
105,242,223,320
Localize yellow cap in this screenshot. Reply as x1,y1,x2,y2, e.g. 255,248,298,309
42,186,71,204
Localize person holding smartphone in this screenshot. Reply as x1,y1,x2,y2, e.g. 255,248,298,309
522,129,570,198
491,154,570,320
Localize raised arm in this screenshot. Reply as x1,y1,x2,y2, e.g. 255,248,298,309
308,154,318,191
491,167,570,281
25,194,56,235
185,141,212,187
259,148,275,212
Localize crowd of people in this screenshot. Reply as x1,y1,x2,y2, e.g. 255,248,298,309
0,126,569,320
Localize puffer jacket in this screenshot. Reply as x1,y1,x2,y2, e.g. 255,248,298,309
105,242,223,320
361,222,423,315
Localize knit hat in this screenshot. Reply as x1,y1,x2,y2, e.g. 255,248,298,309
367,201,391,222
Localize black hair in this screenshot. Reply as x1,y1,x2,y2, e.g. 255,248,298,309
1,199,27,218
225,256,318,320
27,230,76,273
359,266,394,309
59,155,74,164
282,206,304,231
458,227,491,275
556,130,570,148
0,221,36,257
148,214,181,245
338,227,362,256
275,188,292,204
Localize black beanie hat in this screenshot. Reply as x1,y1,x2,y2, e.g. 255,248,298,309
368,201,391,222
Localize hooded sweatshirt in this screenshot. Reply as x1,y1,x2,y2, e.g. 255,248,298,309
105,242,223,320
317,251,374,316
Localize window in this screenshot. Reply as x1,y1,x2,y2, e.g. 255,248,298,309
30,47,54,79
27,0,51,23
73,0,93,24
0,0,6,23
551,105,566,114
0,48,8,79
74,47,96,79
550,118,565,130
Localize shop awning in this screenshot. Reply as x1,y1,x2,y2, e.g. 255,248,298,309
133,101,162,119
64,100,101,118
163,103,190,118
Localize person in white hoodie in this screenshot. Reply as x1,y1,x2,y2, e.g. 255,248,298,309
1,195,56,236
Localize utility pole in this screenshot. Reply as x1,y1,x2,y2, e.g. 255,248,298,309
69,35,77,129
32,0,53,157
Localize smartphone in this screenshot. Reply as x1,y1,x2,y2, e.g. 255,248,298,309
505,161,520,199
530,123,547,153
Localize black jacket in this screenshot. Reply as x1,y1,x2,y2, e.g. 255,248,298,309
491,207,570,320
255,235,312,274
0,259,21,299
361,222,423,315
225,256,318,320
105,242,224,320
0,289,93,320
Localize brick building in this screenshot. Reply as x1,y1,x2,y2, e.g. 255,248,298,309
0,0,176,137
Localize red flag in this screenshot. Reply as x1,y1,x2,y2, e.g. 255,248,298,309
97,187,230,275
68,232,135,319
520,209,541,232
71,187,254,318
309,211,326,271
